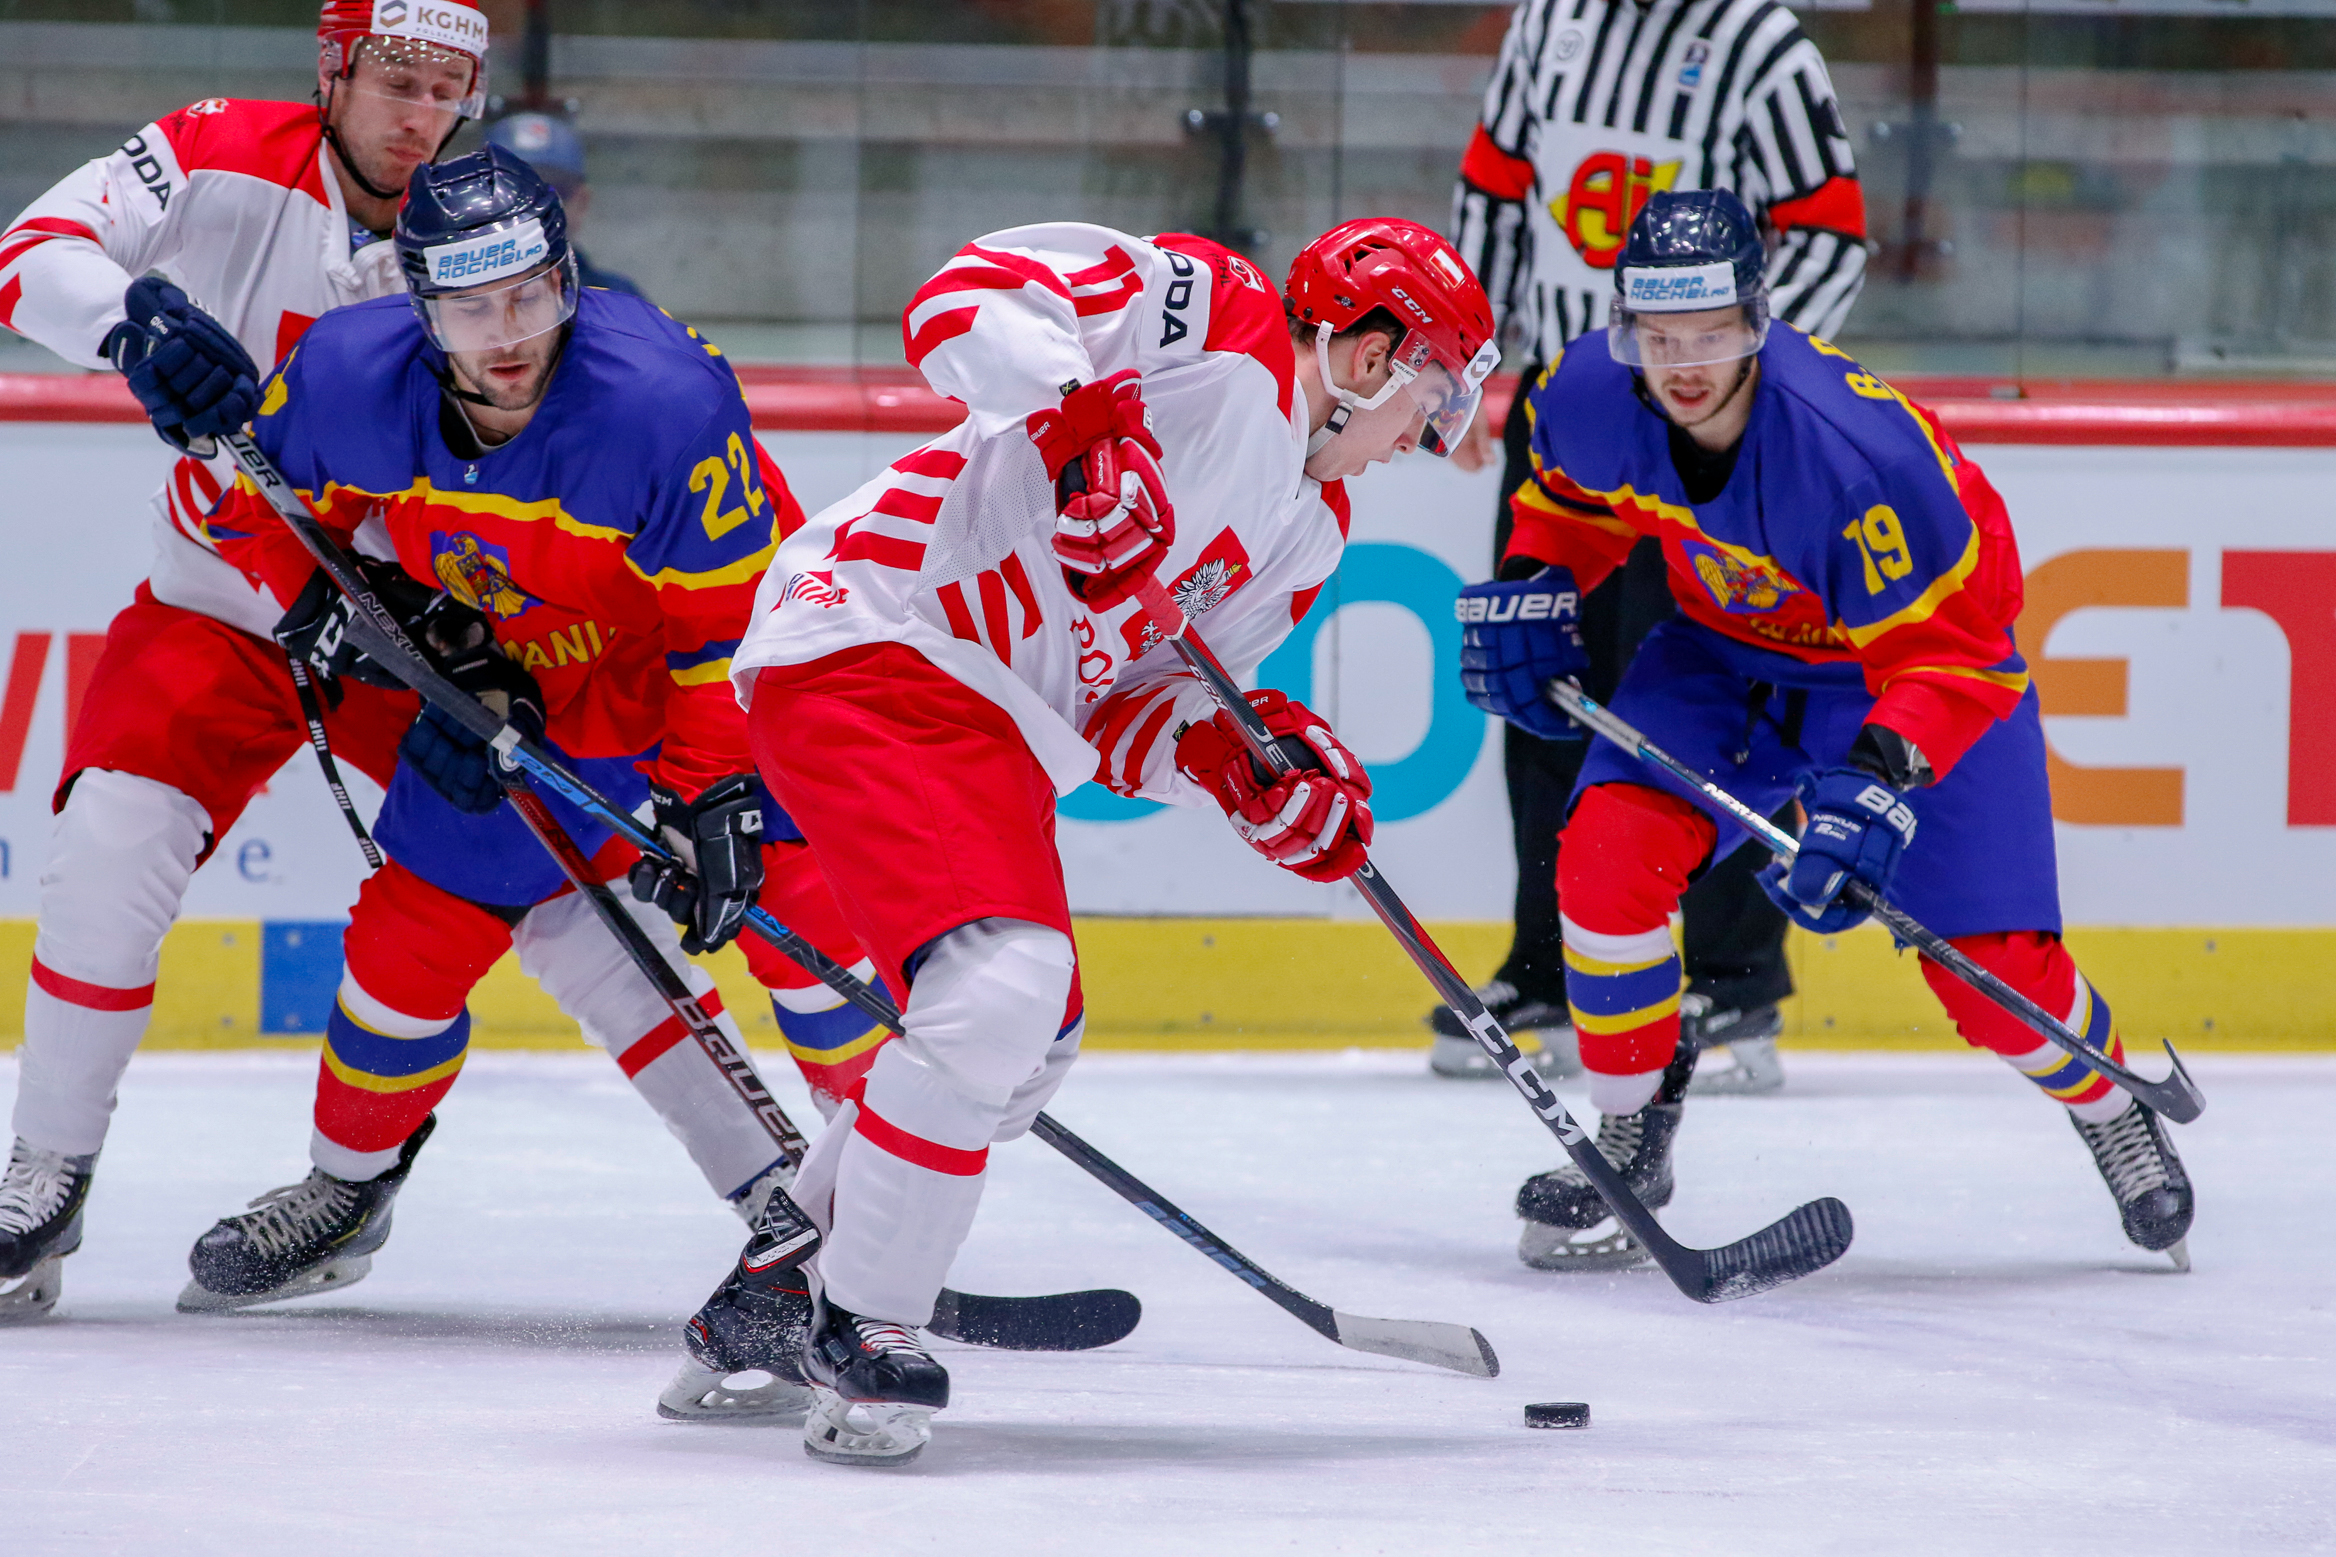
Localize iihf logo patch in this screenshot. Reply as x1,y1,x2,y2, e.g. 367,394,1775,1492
430,531,536,621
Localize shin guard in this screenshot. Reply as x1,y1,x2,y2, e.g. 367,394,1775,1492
1558,784,1713,1083
1920,931,2129,1119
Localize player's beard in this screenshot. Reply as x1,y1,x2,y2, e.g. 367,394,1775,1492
450,335,560,413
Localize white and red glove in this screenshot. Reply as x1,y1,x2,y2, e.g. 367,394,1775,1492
1175,690,1375,883
1026,369,1175,611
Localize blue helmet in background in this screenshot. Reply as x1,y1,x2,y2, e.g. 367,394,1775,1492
395,145,579,354
483,112,587,194
1607,189,1771,370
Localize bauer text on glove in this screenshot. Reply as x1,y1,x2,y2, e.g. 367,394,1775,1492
102,277,261,455
1026,370,1175,612
1456,567,1589,742
1175,689,1374,883
627,773,780,955
1758,760,1918,934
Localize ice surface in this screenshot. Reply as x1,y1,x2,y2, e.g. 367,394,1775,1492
3,1048,2332,1555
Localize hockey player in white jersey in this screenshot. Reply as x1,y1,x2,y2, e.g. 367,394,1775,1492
0,2,806,1321
708,218,1495,1465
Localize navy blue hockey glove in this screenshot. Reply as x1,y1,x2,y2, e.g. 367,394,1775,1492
273,558,437,691
1456,566,1589,742
627,774,780,954
397,606,545,816
1758,766,1919,934
102,277,261,454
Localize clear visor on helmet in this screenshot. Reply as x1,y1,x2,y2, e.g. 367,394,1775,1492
1318,324,1498,458
1607,293,1770,371
420,252,577,355
344,36,488,122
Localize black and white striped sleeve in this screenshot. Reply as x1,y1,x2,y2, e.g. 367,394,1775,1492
1728,23,1869,336
1451,1,1543,343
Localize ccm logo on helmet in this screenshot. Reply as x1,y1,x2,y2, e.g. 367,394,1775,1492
1389,285,1434,326
425,219,549,287
371,0,491,55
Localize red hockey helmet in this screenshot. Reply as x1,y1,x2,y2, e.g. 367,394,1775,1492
319,0,491,121
1285,218,1498,457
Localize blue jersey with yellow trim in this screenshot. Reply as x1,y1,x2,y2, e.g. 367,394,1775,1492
209,286,798,798
1510,324,2029,774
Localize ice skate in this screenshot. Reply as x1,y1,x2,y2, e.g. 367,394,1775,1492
1427,980,1578,1079
800,1295,949,1468
0,1140,96,1324
178,1115,434,1312
2073,1100,2193,1266
1685,996,1786,1095
1516,1047,1690,1271
658,1185,823,1421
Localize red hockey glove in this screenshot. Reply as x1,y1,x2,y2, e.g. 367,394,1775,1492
1026,369,1175,612
1175,690,1374,883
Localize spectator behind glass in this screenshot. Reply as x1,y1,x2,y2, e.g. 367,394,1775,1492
482,111,646,300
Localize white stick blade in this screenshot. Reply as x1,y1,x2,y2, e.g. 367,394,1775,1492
1330,1311,1499,1378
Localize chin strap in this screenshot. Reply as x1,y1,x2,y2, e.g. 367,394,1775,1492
1307,321,1412,457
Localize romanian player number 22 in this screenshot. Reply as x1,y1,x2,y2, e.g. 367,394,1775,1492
689,432,770,542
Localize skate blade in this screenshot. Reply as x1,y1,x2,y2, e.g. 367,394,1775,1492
2165,1238,2191,1273
656,1359,814,1422
0,1256,66,1324
1519,1217,1653,1273
802,1388,934,1468
175,1253,373,1313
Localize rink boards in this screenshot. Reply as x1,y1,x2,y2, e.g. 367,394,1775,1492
1,404,2334,1048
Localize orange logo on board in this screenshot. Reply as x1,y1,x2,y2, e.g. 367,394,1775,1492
1552,153,1682,269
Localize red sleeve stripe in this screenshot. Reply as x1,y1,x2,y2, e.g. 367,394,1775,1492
852,1095,988,1176
832,530,925,569
999,553,1043,638
1458,123,1536,202
891,447,969,480
1085,683,1170,759
1067,246,1143,318
904,304,978,369
1119,696,1183,793
870,485,944,525
958,244,1074,300
1768,176,1867,240
0,217,100,272
938,580,980,642
1291,583,1322,624
977,569,1015,663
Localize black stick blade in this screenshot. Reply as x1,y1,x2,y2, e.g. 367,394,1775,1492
928,1287,1142,1351
1693,1197,1855,1303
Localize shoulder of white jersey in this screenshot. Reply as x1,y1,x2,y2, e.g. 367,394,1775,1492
1145,233,1298,420
126,99,331,219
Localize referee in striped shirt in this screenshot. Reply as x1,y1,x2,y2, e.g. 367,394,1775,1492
1431,0,1869,1091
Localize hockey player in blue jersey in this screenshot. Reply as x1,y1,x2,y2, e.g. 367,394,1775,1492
177,147,866,1311
1460,191,2194,1273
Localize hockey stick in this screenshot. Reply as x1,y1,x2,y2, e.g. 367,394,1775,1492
206,430,1136,1354
202,433,1491,1363
698,916,1496,1377
1127,574,1853,1304
1546,678,2207,1125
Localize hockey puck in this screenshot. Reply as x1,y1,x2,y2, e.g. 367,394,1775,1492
1524,1401,1591,1430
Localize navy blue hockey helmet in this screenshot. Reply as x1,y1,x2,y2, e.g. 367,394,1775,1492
1606,189,1770,370
395,144,578,353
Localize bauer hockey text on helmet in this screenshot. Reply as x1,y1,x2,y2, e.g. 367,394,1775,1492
1606,189,1771,371
1286,219,1499,458
396,145,578,355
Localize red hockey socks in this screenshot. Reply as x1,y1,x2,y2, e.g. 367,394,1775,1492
312,863,512,1180
1557,784,1714,1112
1920,931,2131,1121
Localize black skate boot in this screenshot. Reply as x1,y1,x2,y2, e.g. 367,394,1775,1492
0,1139,97,1323
800,1294,950,1468
2072,1101,2194,1269
1684,995,1786,1096
658,1181,823,1421
1427,979,1579,1080
178,1114,436,1312
1515,1043,1695,1271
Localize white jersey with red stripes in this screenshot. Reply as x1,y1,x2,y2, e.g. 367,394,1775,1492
732,224,1350,804
0,97,404,639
